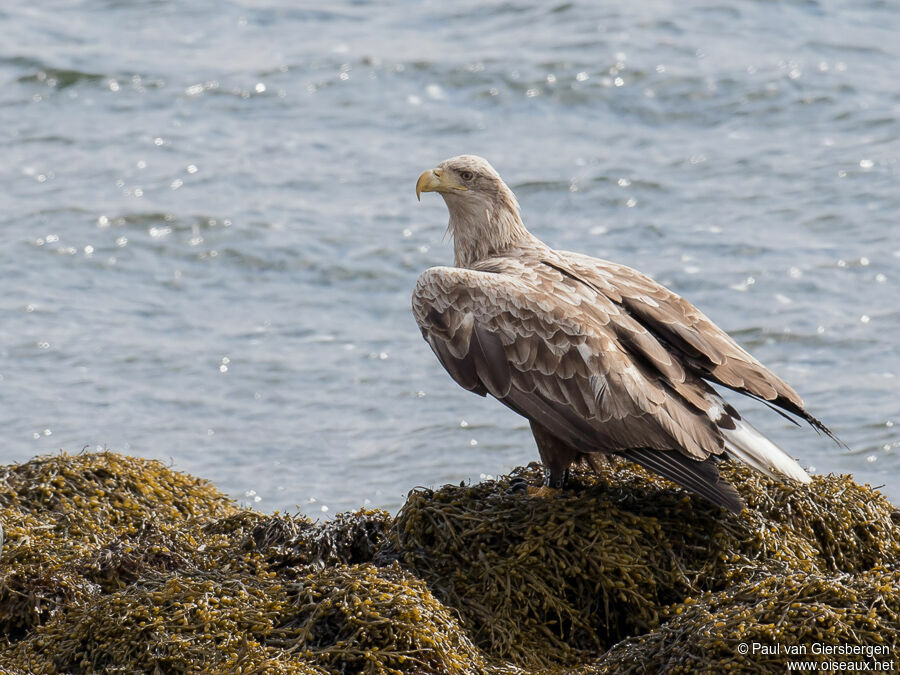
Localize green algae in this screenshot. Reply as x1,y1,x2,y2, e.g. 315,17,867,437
0,451,897,674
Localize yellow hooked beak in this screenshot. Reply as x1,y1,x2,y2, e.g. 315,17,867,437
416,167,468,201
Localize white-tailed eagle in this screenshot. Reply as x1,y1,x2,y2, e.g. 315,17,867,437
413,155,840,513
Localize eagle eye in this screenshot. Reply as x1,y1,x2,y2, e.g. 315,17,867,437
459,170,475,182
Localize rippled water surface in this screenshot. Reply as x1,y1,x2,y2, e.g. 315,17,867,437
3,1,898,515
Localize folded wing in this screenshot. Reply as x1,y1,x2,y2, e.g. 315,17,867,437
554,251,838,441
413,262,753,510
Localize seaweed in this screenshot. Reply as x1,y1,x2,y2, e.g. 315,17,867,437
240,509,392,570
0,451,897,674
390,460,899,668
591,567,900,673
270,562,491,674
0,452,236,637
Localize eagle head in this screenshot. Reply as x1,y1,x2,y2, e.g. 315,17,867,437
416,155,528,267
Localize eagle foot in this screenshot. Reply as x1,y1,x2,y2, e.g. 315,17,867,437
525,466,569,498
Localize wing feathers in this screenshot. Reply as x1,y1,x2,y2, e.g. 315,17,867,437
427,335,487,396
446,312,474,359
413,249,824,509
414,265,729,457
471,321,512,397
622,449,745,513
554,251,834,438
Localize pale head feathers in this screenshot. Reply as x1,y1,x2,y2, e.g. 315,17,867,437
432,155,535,268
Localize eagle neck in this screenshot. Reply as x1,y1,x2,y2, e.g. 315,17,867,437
449,205,533,268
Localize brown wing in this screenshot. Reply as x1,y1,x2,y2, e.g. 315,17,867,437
412,262,728,461
553,250,837,440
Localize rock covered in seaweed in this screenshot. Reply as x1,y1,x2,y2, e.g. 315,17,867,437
391,461,900,669
0,451,897,674
0,452,475,674
274,562,490,673
590,567,900,673
0,451,237,637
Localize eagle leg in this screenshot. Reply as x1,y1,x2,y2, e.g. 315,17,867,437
529,420,576,489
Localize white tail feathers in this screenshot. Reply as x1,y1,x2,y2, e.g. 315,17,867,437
722,418,811,484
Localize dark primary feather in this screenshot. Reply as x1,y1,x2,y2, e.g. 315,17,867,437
622,448,744,513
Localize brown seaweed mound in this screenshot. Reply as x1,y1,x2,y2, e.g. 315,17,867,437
0,452,485,674
392,461,899,668
0,452,237,637
1,451,898,674
272,562,489,674
591,567,900,673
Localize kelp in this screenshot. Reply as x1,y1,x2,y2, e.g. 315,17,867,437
0,451,897,673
